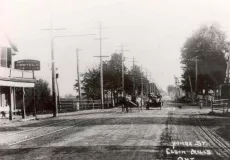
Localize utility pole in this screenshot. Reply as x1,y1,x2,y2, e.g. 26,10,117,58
146,70,148,95
40,18,66,117
149,74,152,93
116,45,129,97
94,55,109,109
188,75,194,104
195,57,198,93
41,25,95,117
141,66,144,97
186,56,201,94
94,22,108,109
122,51,125,96
129,57,138,95
143,68,148,96
76,48,82,100
132,57,135,94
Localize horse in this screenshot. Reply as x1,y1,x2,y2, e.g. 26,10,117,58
119,95,139,113
119,95,130,113
136,96,144,111
130,95,145,112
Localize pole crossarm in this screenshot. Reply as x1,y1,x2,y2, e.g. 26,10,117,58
94,56,109,58
40,28,66,31
94,38,108,40
54,34,96,39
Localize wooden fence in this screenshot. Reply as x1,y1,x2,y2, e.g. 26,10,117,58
59,99,101,111
211,99,229,114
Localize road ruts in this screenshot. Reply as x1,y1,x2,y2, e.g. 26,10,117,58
158,107,230,160
0,109,120,160
0,109,118,147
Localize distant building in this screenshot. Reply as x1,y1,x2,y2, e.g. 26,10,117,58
0,36,35,120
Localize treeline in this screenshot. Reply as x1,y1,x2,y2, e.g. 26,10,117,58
180,23,228,95
75,53,159,100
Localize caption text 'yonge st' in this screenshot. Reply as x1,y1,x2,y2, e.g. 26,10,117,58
166,141,212,160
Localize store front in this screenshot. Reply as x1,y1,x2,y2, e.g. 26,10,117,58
0,46,35,120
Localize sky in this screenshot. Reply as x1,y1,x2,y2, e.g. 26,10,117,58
1,0,230,96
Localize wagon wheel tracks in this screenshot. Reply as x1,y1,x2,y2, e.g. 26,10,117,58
7,109,119,147
191,114,230,158
65,111,126,146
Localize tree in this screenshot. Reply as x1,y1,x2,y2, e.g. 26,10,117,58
78,66,101,99
167,85,175,93
16,79,52,114
103,53,123,92
181,24,228,94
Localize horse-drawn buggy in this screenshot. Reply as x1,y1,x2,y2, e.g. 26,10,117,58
119,94,144,112
146,93,162,110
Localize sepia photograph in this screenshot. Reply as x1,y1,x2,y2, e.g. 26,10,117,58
1,0,230,159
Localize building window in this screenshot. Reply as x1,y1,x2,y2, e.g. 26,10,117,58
0,47,12,68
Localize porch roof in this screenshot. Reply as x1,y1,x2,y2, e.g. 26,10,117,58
0,78,35,87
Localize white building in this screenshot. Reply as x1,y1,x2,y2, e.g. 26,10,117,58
0,35,35,120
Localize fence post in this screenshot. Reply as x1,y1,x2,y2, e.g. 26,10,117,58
211,100,213,112
93,100,94,110
226,103,229,113
222,100,225,114
72,100,74,110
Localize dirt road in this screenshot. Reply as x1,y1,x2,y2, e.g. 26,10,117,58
0,105,229,160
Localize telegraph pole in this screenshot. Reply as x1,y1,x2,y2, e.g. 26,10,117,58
132,57,135,94
186,56,201,94
129,57,138,95
116,45,129,97
149,74,152,93
146,70,148,95
122,51,124,96
94,55,109,109
94,22,108,109
76,48,82,100
143,68,149,96
41,24,95,117
40,18,66,117
195,57,198,93
141,66,144,97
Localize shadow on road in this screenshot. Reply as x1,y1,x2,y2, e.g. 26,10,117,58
1,115,230,131
0,145,224,160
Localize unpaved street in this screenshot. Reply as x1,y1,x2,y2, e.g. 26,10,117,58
0,105,230,160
